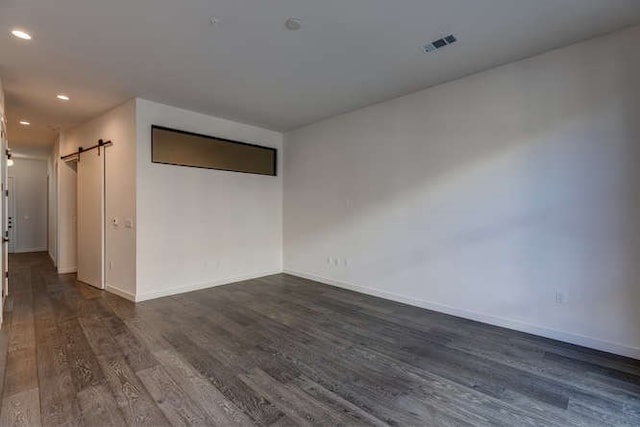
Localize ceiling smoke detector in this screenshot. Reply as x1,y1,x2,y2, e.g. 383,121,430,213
423,34,458,53
285,18,302,31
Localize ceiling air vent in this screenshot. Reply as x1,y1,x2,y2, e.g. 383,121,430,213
423,34,457,53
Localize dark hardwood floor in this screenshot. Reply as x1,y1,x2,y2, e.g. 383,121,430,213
1,252,639,426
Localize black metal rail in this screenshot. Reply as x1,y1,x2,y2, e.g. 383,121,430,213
60,139,113,161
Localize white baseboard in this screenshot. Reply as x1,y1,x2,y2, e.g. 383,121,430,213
58,266,77,274
136,270,283,302
13,247,47,254
284,269,640,360
106,285,136,302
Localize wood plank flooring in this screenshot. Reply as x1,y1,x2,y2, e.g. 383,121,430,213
1,252,639,426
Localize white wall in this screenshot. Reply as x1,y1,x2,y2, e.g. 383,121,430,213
0,76,7,324
0,76,4,111
135,99,283,301
8,158,48,253
284,26,640,358
62,100,137,297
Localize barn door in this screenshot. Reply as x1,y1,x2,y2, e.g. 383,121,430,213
77,148,105,289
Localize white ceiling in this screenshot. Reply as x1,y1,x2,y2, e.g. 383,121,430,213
2,0,640,155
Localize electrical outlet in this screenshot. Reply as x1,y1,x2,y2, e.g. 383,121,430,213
555,291,566,305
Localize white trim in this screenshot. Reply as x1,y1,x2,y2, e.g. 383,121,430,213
48,250,56,267
136,270,282,302
284,269,640,360
12,247,47,253
12,153,50,160
58,266,77,274
106,284,136,302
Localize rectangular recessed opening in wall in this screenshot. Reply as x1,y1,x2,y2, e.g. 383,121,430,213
151,125,277,176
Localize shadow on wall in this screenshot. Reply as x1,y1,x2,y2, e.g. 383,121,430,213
284,29,640,353
65,160,78,173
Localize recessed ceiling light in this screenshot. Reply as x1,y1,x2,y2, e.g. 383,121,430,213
285,18,302,31
11,29,32,40
19,120,30,126
57,94,70,101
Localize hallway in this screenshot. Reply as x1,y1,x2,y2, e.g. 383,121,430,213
1,253,640,426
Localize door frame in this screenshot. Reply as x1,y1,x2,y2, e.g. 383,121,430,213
0,121,8,324
7,176,15,254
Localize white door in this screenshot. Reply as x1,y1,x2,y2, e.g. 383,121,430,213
1,125,8,310
77,148,105,289
7,177,15,254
